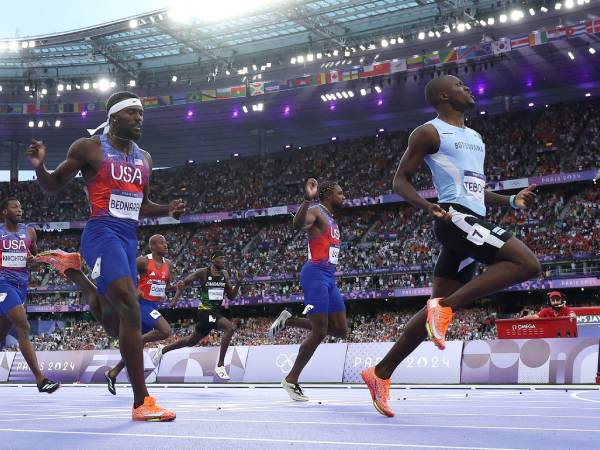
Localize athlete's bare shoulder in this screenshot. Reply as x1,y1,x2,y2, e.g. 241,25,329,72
138,148,153,169
68,136,103,168
407,123,440,155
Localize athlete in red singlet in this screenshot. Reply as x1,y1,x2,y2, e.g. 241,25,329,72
27,91,184,421
267,179,348,401
104,234,174,395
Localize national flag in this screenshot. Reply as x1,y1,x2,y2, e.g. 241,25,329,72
438,49,457,63
390,59,407,73
264,81,280,93
171,93,187,105
586,19,600,34
406,55,423,71
62,103,74,113
24,104,35,114
511,35,530,49
492,38,511,55
529,30,548,47
187,92,203,102
143,96,160,108
294,75,312,87
216,87,231,99
40,104,49,113
423,51,440,66
314,73,327,85
564,23,586,38
73,102,83,112
249,82,265,96
200,90,216,101
230,85,246,98
341,68,360,80
327,70,341,83
359,62,390,79
159,96,171,106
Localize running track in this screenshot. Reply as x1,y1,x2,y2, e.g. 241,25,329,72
1,384,599,449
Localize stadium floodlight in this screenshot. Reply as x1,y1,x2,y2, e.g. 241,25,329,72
528,102,534,107
252,64,257,71
332,50,339,56
360,88,367,96
465,23,471,30
54,120,61,128
499,14,508,23
374,85,382,93
585,92,591,97
589,47,596,55
290,57,296,64
390,38,397,45
418,32,425,39
57,84,64,91
8,41,18,52
28,40,35,48
41,88,47,95
564,0,574,8
347,90,354,98
457,23,465,32
129,19,138,28
341,91,348,99
487,17,495,25
92,82,98,89
435,31,441,38
37,120,44,128
510,10,524,21
321,95,327,102
28,120,34,128
21,41,28,49
540,6,548,12
256,102,264,111
297,55,304,63
554,2,562,9
242,105,248,113
129,80,136,87
381,39,389,47
529,8,536,15
479,20,487,26
335,92,343,99
316,52,322,59
83,82,90,89
307,53,314,62
568,51,575,60
428,31,434,38
24,85,30,92
171,75,178,82
344,49,350,57
359,44,366,51
98,79,110,91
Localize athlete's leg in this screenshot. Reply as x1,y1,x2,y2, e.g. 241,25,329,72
285,312,328,384
161,330,206,354
216,317,235,367
109,317,171,379
439,238,541,310
6,305,45,384
0,316,13,344
105,276,148,408
375,277,463,379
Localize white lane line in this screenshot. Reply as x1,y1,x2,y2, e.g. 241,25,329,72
0,428,527,450
570,391,600,403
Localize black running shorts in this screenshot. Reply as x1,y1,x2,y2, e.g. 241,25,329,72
194,308,223,336
433,203,513,284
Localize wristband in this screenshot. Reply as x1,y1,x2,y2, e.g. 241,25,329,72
509,195,519,210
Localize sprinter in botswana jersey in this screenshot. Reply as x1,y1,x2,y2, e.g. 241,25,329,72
153,251,243,379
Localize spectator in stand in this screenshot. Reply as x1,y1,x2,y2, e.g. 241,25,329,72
523,291,576,320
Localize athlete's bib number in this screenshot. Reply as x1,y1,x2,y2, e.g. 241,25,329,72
463,171,486,203
1,252,27,268
149,283,166,298
109,190,143,220
329,247,340,265
208,288,225,301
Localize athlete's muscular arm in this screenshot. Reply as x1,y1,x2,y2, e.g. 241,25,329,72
484,185,538,209
172,268,207,304
138,150,185,219
393,124,450,221
136,256,148,278
223,270,243,300
293,178,319,231
26,139,91,194
165,260,177,292
27,226,38,257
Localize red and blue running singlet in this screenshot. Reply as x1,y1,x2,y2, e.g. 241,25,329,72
307,205,340,266
138,254,170,302
0,223,31,287
85,134,150,222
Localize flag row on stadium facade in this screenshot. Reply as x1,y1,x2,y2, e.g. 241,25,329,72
1,19,599,115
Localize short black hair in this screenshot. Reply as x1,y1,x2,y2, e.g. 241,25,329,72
211,250,226,259
318,181,340,202
106,91,140,112
0,197,18,211
425,75,453,108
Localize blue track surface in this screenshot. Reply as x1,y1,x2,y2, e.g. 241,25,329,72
1,384,600,449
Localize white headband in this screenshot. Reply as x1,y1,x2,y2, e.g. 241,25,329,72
86,98,144,135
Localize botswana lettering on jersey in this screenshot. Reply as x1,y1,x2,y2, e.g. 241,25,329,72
110,163,143,185
454,141,484,153
2,240,26,251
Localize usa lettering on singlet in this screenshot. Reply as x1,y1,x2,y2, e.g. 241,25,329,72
0,224,31,286
85,135,149,222
307,205,341,265
423,117,487,216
